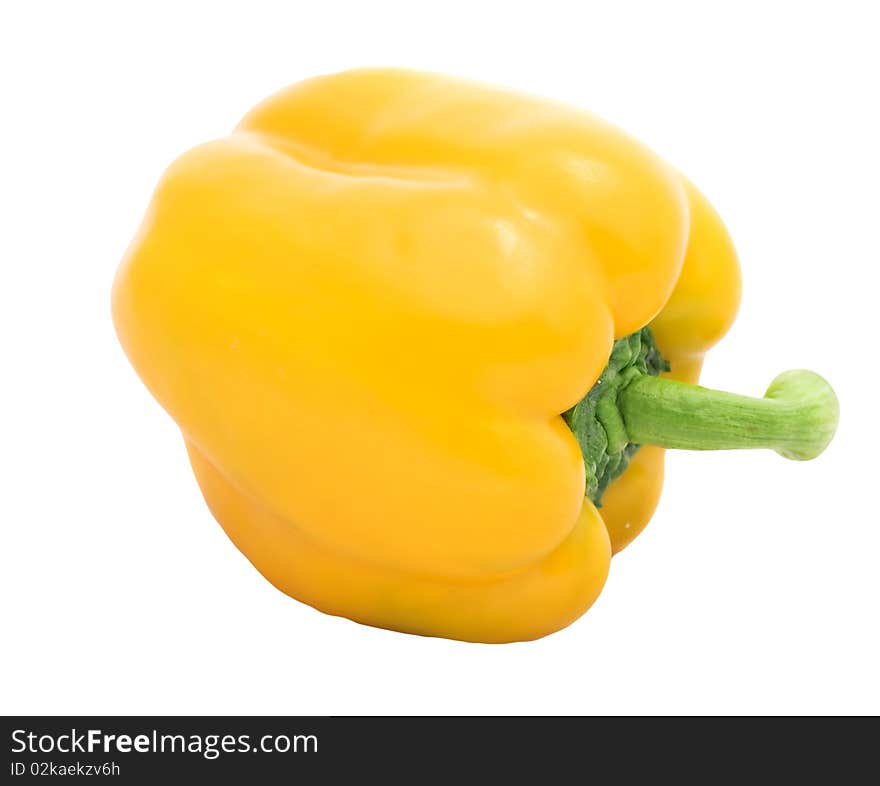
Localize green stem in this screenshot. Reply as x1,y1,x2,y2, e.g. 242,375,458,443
618,369,839,461
564,328,839,505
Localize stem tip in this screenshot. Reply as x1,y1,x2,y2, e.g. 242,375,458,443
764,369,839,461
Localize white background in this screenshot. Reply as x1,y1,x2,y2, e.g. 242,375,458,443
2,1,878,715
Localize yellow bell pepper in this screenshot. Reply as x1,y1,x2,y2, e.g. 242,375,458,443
112,69,838,642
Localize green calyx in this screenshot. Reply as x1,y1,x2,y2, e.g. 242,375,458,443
565,328,839,507
563,328,669,506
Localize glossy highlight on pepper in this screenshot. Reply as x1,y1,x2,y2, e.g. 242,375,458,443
112,69,837,642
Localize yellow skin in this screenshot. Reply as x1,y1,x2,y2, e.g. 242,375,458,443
113,69,741,642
